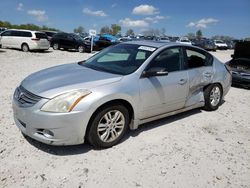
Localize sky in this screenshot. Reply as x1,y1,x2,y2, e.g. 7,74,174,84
0,0,250,38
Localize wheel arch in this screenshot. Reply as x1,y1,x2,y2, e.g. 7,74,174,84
203,82,223,96
85,99,135,139
21,42,29,50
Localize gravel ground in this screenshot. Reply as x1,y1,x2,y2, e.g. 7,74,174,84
0,48,249,188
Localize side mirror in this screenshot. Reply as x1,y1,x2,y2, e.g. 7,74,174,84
142,67,168,77
231,54,234,58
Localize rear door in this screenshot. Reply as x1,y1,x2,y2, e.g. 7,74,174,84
183,47,214,106
139,47,189,119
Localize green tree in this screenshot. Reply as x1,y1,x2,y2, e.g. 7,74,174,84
186,32,196,40
110,24,121,35
126,29,134,36
0,20,59,31
196,29,203,40
73,26,85,34
100,26,111,34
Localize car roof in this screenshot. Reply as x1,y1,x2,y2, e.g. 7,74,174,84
5,29,42,33
124,40,194,48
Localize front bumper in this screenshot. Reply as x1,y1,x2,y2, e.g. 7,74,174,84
12,98,89,145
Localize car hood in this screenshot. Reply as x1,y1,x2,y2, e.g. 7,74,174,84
21,63,123,98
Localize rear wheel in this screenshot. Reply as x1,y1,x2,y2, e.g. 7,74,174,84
21,44,29,52
87,104,129,148
203,84,222,111
53,43,59,50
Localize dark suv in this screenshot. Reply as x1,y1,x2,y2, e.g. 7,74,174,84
50,33,91,53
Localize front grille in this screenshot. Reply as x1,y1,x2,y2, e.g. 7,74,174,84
14,86,42,107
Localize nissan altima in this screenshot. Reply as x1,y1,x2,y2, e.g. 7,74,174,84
13,41,231,148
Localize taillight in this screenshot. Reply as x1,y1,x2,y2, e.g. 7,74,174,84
31,38,40,41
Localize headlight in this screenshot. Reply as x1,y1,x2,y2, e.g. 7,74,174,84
41,90,91,113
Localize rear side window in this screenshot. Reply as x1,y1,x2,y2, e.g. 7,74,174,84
185,48,213,69
21,31,32,37
35,33,48,39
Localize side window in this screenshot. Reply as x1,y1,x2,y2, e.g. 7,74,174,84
148,47,182,72
1,31,11,36
186,48,213,68
11,31,20,37
22,32,32,37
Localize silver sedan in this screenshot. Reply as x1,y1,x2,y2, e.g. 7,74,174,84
13,41,231,148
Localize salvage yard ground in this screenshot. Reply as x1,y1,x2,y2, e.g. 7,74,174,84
0,49,249,188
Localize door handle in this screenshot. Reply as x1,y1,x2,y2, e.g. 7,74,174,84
178,79,187,85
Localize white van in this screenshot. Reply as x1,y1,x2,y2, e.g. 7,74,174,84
0,29,50,52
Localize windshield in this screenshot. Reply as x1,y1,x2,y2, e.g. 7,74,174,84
80,44,156,75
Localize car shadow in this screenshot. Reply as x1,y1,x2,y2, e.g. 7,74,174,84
24,135,92,156
232,84,249,90
24,108,202,156
123,108,202,140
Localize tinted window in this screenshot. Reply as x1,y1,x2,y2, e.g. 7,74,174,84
186,48,213,68
54,33,65,38
148,47,182,72
1,31,11,36
11,31,20,36
21,31,32,37
45,32,56,37
35,32,48,39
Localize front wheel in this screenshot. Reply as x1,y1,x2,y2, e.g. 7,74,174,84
203,84,222,111
78,45,85,53
52,43,59,50
87,104,130,148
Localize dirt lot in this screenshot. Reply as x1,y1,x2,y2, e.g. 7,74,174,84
0,48,249,188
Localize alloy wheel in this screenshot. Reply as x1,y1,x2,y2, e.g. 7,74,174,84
97,110,125,143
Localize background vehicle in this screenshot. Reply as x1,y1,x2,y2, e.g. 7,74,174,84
158,37,170,42
214,40,228,50
13,41,231,148
176,37,192,45
226,41,250,88
42,30,57,42
193,39,217,51
94,34,119,50
50,32,91,53
0,29,49,52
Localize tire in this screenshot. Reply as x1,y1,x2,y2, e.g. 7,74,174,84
203,84,222,111
52,43,59,50
21,44,29,52
78,45,85,53
87,103,130,148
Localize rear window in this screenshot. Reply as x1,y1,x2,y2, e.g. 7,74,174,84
35,33,48,39
45,32,56,37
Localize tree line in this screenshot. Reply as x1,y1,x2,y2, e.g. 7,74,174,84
1,20,241,41
0,20,59,31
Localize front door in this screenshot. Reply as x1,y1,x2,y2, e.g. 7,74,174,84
139,47,189,119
